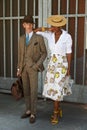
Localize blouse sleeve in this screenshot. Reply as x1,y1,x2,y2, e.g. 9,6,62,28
66,34,72,54
36,31,49,39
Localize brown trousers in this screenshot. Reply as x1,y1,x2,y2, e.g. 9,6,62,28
22,65,38,115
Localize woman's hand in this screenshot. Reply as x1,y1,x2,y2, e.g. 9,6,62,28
66,69,70,76
33,27,42,32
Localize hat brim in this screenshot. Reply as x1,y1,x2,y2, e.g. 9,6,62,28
47,15,67,27
22,15,34,24
22,19,34,24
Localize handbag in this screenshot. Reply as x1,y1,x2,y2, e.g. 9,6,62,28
11,76,24,100
63,76,74,95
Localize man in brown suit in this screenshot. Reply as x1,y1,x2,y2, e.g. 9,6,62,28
17,15,47,123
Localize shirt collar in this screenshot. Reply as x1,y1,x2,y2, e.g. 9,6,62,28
26,31,33,39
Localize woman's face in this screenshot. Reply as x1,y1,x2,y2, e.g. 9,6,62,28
51,26,61,32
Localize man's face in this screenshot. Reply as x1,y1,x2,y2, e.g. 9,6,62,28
23,22,33,32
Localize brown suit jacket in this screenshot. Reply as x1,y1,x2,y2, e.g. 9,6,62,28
17,33,47,73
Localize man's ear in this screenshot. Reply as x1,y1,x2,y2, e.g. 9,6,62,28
22,23,25,28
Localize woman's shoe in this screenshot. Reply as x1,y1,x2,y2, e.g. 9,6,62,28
59,108,62,118
51,118,58,125
51,111,59,125
51,108,62,119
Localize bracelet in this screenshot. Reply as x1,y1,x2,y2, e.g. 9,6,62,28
42,27,45,32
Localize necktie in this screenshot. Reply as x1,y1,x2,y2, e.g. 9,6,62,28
26,34,29,46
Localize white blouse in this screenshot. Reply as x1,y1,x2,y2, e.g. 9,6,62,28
36,29,72,56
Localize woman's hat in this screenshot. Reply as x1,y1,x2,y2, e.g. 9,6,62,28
23,15,34,24
47,15,67,27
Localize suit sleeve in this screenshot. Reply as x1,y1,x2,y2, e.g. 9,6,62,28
35,36,47,67
17,37,23,73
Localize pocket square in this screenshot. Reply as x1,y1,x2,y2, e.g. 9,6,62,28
34,42,38,45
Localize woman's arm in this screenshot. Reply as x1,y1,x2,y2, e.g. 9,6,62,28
66,53,72,76
34,27,53,32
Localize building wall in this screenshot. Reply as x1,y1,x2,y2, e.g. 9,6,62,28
0,0,87,103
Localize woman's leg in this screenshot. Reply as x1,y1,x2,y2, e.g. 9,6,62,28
53,101,60,119
54,101,60,111
51,101,59,124
51,101,62,124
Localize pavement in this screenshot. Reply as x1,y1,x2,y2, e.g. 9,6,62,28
0,93,87,130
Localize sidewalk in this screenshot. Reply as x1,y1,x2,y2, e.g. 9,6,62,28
0,93,87,130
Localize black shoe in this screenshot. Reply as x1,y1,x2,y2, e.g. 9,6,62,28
21,113,31,119
29,115,36,123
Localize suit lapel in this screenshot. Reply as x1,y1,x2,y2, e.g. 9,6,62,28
28,33,37,46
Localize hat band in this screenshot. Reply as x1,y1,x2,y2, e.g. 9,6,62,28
52,19,63,23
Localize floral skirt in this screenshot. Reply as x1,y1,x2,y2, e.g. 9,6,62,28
43,54,72,101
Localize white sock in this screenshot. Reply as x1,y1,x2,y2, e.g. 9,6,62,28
26,110,31,114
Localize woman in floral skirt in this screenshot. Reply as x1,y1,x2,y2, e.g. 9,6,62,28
35,15,72,124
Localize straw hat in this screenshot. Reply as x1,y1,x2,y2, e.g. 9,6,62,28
47,15,67,27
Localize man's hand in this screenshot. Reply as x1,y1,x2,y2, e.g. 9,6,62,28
17,69,21,77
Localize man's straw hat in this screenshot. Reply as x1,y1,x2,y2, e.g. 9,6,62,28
47,15,67,27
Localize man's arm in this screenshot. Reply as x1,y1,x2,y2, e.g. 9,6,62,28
36,36,47,66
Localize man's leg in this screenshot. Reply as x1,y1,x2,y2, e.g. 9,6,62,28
29,67,38,115
21,67,31,118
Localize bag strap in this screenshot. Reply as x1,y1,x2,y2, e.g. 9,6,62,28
18,76,23,88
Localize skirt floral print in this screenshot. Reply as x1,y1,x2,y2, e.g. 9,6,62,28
43,54,72,101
